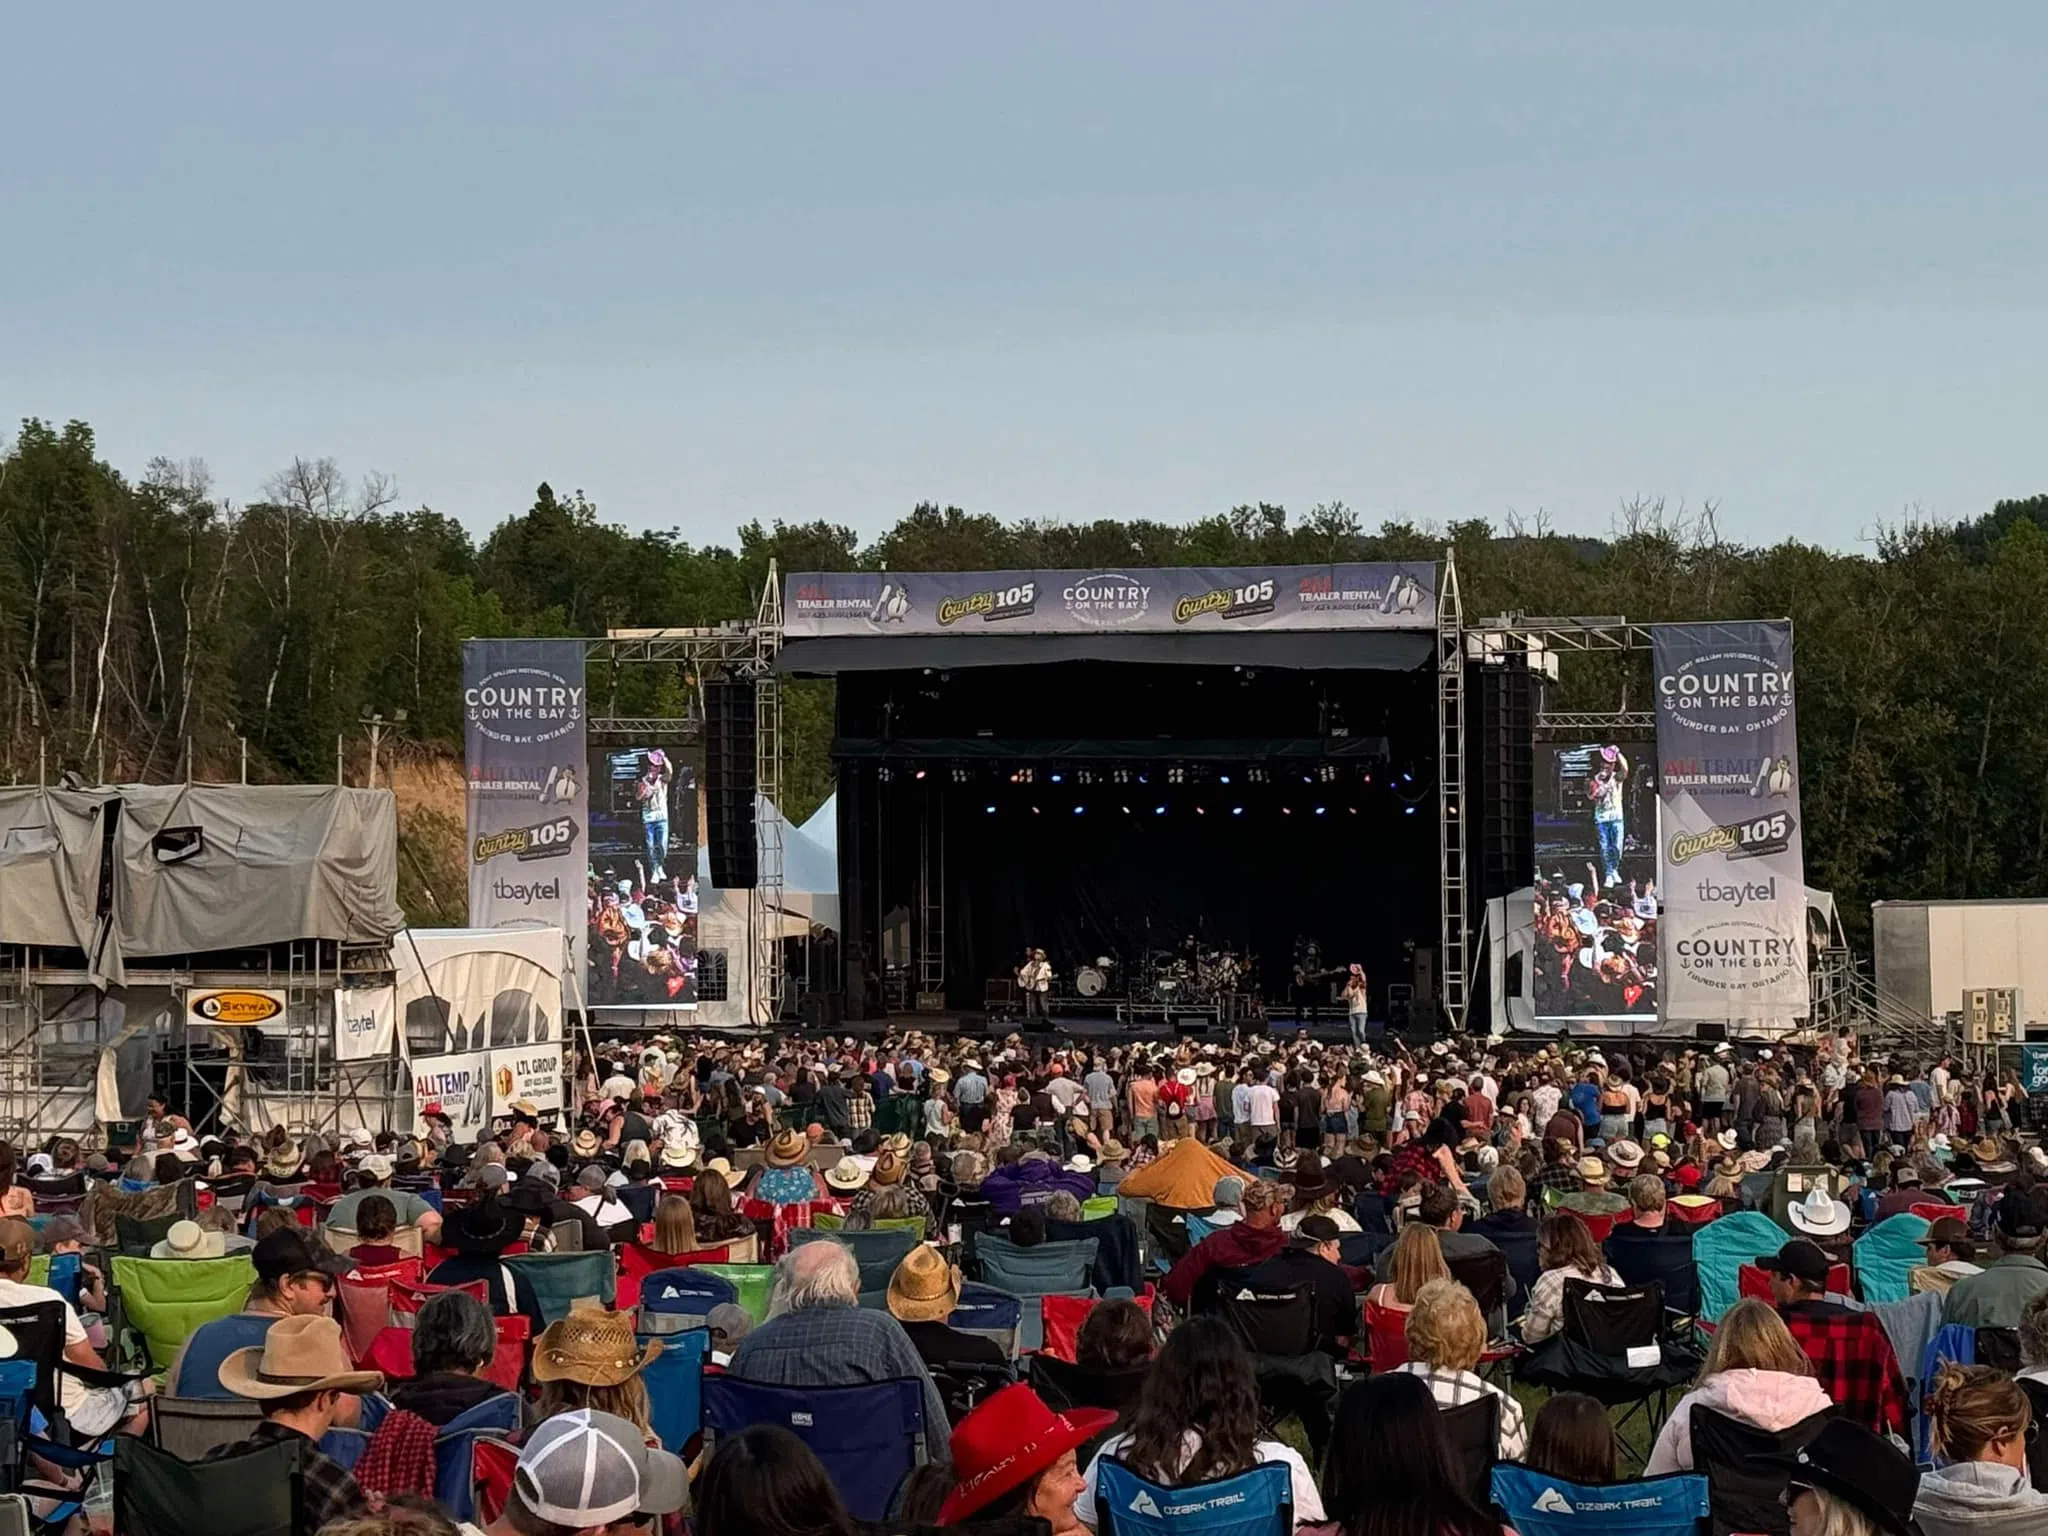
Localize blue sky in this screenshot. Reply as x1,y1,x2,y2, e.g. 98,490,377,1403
5,6,2045,549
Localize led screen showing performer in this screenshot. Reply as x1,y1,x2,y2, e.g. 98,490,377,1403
1533,739,1658,1020
587,745,699,1008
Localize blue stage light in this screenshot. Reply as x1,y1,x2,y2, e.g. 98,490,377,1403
1154,805,1166,815
1219,774,1232,785
1403,805,1416,815
1315,806,1326,816
1050,773,1063,783
1073,805,1085,815
985,804,996,814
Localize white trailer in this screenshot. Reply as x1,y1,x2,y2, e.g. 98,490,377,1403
1872,898,2048,1036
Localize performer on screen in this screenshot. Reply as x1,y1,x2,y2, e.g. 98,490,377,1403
1017,947,1052,1020
1587,745,1630,888
637,750,672,877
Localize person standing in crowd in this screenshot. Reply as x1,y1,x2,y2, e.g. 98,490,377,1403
1018,948,1053,1020
1343,965,1370,1047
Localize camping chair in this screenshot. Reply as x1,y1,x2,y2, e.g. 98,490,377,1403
389,1275,491,1326
1665,1197,1722,1228
975,1232,1098,1300
113,1430,303,1536
0,1297,148,1444
502,1250,616,1324
470,1437,520,1529
1434,1396,1500,1507
1490,1467,1709,1536
1737,1262,1850,1303
1029,1351,1150,1427
109,1253,257,1375
703,1376,931,1521
1910,1202,1968,1225
617,1183,660,1226
82,1180,195,1251
930,1359,1019,1425
1039,1288,1153,1363
1183,1212,1216,1247
640,1328,710,1455
1917,1323,1976,1465
1217,1281,1338,1460
950,1282,1025,1359
1520,1280,1700,1465
1603,1227,1702,1325
431,1391,525,1522
616,1241,730,1311
637,1266,737,1335
149,1395,263,1459
1095,1457,1291,1536
336,1272,400,1361
786,1227,920,1295
697,1263,775,1323
1851,1213,1930,1307
1446,1247,1511,1334
546,1219,583,1253
1691,1403,1829,1536
166,1313,277,1399
1362,1297,1410,1374
1692,1210,1798,1322
114,1211,185,1259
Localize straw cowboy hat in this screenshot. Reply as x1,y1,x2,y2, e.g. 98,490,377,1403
571,1129,602,1160
879,1134,913,1157
766,1130,809,1168
658,1140,699,1171
264,1140,304,1180
1576,1157,1611,1186
885,1244,962,1324
151,1220,226,1260
1606,1140,1645,1170
824,1160,868,1193
870,1151,908,1187
532,1306,660,1388
218,1314,384,1400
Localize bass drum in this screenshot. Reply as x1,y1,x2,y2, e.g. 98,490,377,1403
1074,965,1108,998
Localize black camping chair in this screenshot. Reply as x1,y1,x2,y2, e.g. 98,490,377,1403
1603,1227,1700,1326
928,1359,1019,1426
1514,1280,1697,1466
114,1211,183,1259
1435,1394,1500,1508
113,1430,304,1536
2019,1378,2048,1493
1446,1247,1511,1335
1690,1404,1830,1536
1215,1281,1339,1460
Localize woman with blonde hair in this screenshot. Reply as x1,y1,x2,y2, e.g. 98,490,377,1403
1363,1222,1448,1313
1390,1279,1526,1459
1644,1298,1832,1475
1520,1212,1622,1344
650,1194,699,1255
1912,1363,2048,1535
531,1306,657,1439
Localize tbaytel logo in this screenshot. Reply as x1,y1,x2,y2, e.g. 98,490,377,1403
1696,876,1776,907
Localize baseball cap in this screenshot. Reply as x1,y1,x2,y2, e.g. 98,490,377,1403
1292,1214,1342,1247
515,1408,687,1526
251,1228,321,1284
474,1162,511,1192
1756,1238,1831,1287
1998,1186,2047,1240
358,1153,394,1179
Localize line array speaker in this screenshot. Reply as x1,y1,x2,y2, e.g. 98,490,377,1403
705,677,758,888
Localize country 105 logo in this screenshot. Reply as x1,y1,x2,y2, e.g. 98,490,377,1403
937,582,1037,626
1667,810,1795,867
1656,646,1794,735
1173,578,1277,625
473,815,579,864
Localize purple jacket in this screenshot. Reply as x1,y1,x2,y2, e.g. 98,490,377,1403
982,1158,1096,1215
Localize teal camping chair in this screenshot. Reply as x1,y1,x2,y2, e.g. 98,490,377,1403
1852,1213,1930,1306
1692,1210,1790,1324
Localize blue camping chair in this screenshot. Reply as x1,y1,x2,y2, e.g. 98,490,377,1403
787,1227,921,1296
330,1391,521,1521
1853,1213,1931,1307
639,1267,738,1335
703,1376,930,1521
41,1253,81,1310
1691,1210,1789,1323
1918,1323,1976,1463
1603,1227,1701,1320
502,1251,617,1326
950,1283,1025,1359
975,1233,1098,1300
618,1183,660,1226
640,1328,710,1455
1096,1457,1291,1536
1490,1467,1708,1536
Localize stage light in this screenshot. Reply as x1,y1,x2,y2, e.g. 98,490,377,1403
915,769,926,780
1315,806,1326,816
985,804,997,814
952,767,972,784
1167,766,1185,785
1031,805,1041,815
1219,774,1231,785
1154,804,1166,815
1402,772,1413,784
1301,773,1312,784
1349,806,1359,815
1195,805,1206,815
1073,805,1085,815
1137,773,1148,784
1404,805,1416,815
1281,806,1293,816
1232,806,1243,816
1121,805,1131,815
1050,773,1063,784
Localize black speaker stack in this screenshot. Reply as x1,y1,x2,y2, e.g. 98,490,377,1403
705,675,758,889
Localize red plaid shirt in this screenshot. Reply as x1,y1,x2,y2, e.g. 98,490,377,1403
1380,1139,1440,1198
1778,1299,1908,1436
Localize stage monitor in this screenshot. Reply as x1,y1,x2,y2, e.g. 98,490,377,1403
1530,739,1659,1023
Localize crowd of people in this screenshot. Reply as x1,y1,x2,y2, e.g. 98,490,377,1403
15,1022,2048,1535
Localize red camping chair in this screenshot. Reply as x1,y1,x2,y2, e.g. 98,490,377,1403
368,1315,531,1390
1039,1286,1155,1364
616,1242,731,1311
1666,1198,1723,1227
390,1276,491,1327
1910,1203,1968,1225
741,1198,829,1259
1739,1261,1851,1302
1363,1298,1410,1374
471,1437,521,1527
336,1261,423,1362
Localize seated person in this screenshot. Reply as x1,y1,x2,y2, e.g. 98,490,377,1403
208,1315,383,1531
170,1228,336,1398
1246,1214,1359,1360
344,1194,406,1268
1364,1222,1449,1316
885,1245,1008,1370
1467,1166,1540,1292
428,1200,544,1330
326,1154,441,1242
386,1289,520,1427
0,1217,149,1438
569,1165,638,1243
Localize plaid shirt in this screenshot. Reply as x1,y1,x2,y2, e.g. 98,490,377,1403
1379,1140,1440,1197
205,1419,368,1532
848,1093,873,1133
1779,1299,1908,1436
1535,1162,1584,1203
1390,1363,1528,1459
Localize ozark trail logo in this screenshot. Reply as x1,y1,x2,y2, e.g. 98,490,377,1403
1127,1493,1161,1517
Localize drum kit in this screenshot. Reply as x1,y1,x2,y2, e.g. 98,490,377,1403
1071,944,1254,1005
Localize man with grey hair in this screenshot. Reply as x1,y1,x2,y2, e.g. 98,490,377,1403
727,1239,949,1433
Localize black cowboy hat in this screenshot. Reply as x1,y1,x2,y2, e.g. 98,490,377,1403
448,1198,518,1254
1787,1419,1922,1536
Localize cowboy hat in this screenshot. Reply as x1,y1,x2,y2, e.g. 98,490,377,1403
218,1314,384,1400
885,1244,962,1325
1576,1156,1610,1184
939,1386,1118,1525
1097,1139,1128,1162
702,1157,735,1180
448,1200,518,1254
824,1160,868,1192
1176,1068,1197,1087
570,1129,602,1160
871,1151,907,1187
1606,1140,1645,1169
880,1134,913,1157
532,1306,660,1388
263,1141,304,1180
766,1130,808,1168
1716,1128,1739,1150
1787,1184,1851,1237
658,1140,698,1171
151,1219,226,1260
1786,1418,1921,1536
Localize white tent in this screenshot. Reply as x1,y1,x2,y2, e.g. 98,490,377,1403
691,796,840,1029
393,926,570,1136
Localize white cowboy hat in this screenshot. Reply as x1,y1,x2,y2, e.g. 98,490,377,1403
1787,1184,1851,1238
151,1219,226,1260
824,1160,868,1192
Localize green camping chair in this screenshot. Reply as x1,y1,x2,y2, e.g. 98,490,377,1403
110,1254,256,1377
502,1251,617,1327
698,1263,774,1323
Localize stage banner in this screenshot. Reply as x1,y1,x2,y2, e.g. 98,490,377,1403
785,564,1438,636
464,640,587,984
2022,1046,2048,1096
413,1049,491,1139
1653,621,1807,1021
490,1044,564,1118
185,986,286,1028
333,983,397,1062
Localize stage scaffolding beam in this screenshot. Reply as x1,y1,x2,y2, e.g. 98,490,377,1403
1437,552,1468,1032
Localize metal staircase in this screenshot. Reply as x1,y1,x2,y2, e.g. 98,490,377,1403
1810,945,1958,1059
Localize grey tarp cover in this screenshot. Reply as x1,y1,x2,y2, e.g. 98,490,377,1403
0,784,403,983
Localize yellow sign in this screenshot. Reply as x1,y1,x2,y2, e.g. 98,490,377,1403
187,989,285,1026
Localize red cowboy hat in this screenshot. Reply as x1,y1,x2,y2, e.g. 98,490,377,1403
939,1384,1117,1524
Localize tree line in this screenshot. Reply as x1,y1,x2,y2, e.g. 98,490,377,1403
5,416,2046,939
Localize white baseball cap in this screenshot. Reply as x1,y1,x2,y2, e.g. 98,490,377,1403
515,1408,687,1526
